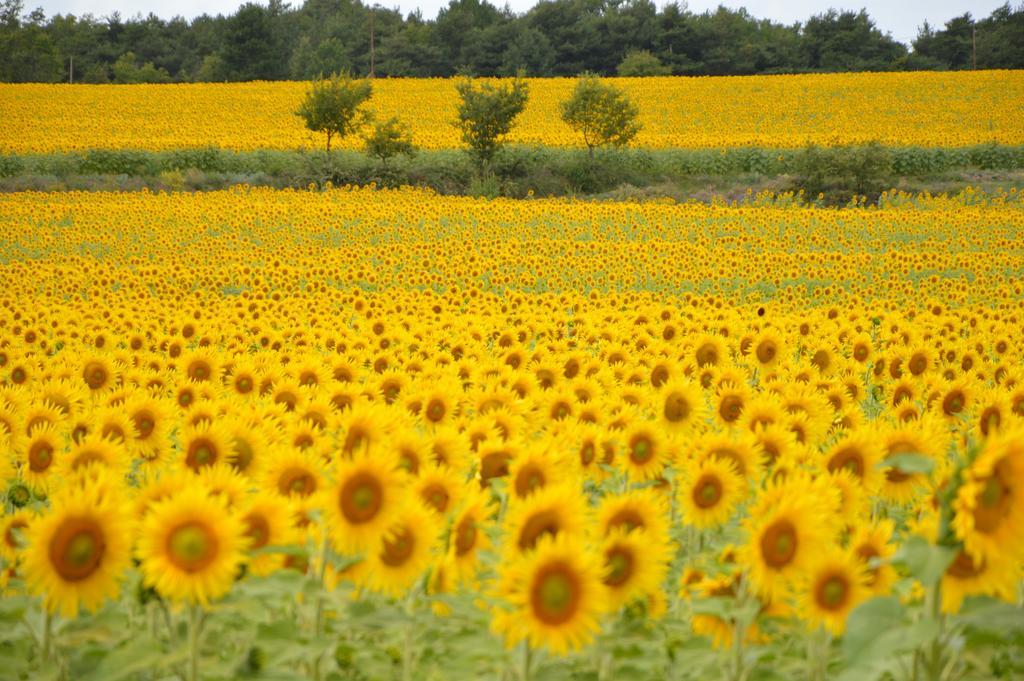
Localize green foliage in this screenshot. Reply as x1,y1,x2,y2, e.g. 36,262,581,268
363,116,416,166
295,72,373,152
793,142,893,205
561,73,642,160
616,50,671,76
111,52,171,84
79,150,159,176
453,75,529,168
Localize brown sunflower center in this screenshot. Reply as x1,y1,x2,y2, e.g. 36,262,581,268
167,521,218,572
531,563,581,625
603,547,634,588
518,509,560,551
515,465,546,498
607,509,644,534
973,469,1011,534
946,551,985,579
663,392,692,423
278,468,317,497
244,514,270,549
579,442,596,466
340,472,383,524
421,484,450,513
454,517,477,556
425,399,446,423
29,440,54,472
49,517,105,582
755,340,776,364
942,391,965,416
693,474,723,509
629,435,653,465
133,412,156,439
827,448,864,478
815,573,849,610
83,361,108,390
719,395,743,423
760,519,797,568
380,527,415,567
186,438,218,471
855,545,880,586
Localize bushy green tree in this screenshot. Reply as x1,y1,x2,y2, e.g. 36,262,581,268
364,116,416,166
453,74,528,168
561,73,642,160
112,52,171,83
295,72,373,152
616,49,670,76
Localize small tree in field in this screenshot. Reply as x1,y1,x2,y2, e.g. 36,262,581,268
364,116,416,167
561,73,642,161
295,72,373,152
453,75,529,169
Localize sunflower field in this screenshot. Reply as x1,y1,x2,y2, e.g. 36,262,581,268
0,179,1022,681
2,71,1024,153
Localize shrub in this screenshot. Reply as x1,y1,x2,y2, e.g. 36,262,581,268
616,50,671,76
295,72,373,152
364,117,416,167
453,75,529,170
561,73,642,161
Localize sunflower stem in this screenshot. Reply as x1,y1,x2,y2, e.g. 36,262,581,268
312,532,329,681
187,603,204,681
40,609,52,665
401,591,417,681
519,642,532,681
924,579,946,681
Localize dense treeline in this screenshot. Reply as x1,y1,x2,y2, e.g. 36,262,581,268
1,0,1022,83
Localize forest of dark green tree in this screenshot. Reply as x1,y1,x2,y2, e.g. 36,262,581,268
1,0,1022,83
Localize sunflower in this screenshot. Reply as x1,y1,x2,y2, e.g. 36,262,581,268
878,419,947,504
741,475,836,600
678,456,745,529
798,547,869,635
823,428,884,493
447,487,497,585
59,432,130,482
492,533,606,656
0,509,33,562
197,463,250,510
616,422,668,482
321,452,407,555
178,420,235,474
137,484,246,605
414,464,463,515
20,423,63,493
952,426,1024,564
337,402,396,458
751,329,785,369
23,478,132,617
939,549,1020,614
261,447,325,501
596,488,670,542
502,484,588,558
656,378,706,435
123,392,171,465
601,527,671,611
693,430,764,481
849,519,898,596
508,446,565,500
713,381,751,427
240,494,297,577
355,501,439,598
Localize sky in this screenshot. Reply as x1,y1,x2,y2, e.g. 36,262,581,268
30,0,1010,45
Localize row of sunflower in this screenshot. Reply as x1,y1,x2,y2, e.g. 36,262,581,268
2,71,1023,153
0,186,1022,679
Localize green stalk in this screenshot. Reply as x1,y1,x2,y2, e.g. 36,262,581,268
520,642,532,681
187,604,204,681
312,532,330,681
41,609,52,665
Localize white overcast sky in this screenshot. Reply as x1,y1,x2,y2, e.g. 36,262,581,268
30,0,1011,44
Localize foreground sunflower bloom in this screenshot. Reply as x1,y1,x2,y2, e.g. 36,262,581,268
137,484,246,605
23,476,132,618
492,533,607,656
